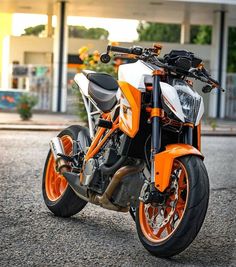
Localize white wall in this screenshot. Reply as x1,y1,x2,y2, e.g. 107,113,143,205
2,35,212,64
1,35,212,114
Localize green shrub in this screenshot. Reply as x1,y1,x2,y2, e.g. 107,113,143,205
72,82,88,123
17,93,38,120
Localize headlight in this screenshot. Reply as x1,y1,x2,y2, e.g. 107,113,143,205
173,80,202,123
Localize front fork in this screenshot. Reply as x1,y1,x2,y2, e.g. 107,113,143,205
150,71,163,184
151,70,194,160
140,69,204,206
141,70,167,204
151,69,194,169
183,127,193,146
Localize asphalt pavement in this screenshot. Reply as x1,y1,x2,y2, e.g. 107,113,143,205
0,130,235,267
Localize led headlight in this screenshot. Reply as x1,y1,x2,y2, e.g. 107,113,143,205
173,80,202,123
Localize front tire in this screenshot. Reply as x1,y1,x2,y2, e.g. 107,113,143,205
42,125,90,217
136,155,209,258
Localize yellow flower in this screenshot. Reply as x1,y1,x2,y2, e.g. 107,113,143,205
89,60,95,66
93,56,100,62
92,50,100,62
78,46,89,55
93,50,99,56
80,53,88,61
110,41,119,47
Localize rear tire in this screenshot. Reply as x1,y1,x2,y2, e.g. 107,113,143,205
42,125,90,217
136,155,209,258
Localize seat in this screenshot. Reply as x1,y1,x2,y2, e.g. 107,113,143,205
86,73,119,112
86,72,119,90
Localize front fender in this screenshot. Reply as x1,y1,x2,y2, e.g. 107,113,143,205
154,144,203,192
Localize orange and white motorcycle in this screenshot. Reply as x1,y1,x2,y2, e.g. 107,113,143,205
42,44,224,257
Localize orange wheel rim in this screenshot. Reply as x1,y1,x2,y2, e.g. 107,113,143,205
139,159,189,243
45,135,72,201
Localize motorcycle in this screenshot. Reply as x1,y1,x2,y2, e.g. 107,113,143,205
42,44,224,257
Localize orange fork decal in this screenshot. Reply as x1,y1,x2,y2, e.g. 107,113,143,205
85,116,119,161
197,122,201,151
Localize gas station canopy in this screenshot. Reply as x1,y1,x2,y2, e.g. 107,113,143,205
0,0,236,25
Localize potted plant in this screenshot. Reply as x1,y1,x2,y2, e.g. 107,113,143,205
17,93,38,120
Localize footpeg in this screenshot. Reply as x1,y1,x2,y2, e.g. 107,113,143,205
57,153,73,162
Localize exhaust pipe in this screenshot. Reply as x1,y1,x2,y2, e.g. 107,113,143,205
91,160,144,212
49,138,144,212
63,172,90,202
49,137,89,201
49,137,70,174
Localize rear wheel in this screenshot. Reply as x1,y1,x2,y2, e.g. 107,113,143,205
42,125,90,217
136,155,209,257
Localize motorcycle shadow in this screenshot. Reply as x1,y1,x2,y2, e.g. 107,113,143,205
49,205,136,239
47,193,233,267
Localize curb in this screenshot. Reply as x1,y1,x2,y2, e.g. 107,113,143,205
201,132,236,137
0,125,65,131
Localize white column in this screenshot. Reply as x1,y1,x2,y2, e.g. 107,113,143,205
209,10,228,118
52,1,68,112
181,8,190,44
1,36,11,89
47,15,53,37
220,15,228,118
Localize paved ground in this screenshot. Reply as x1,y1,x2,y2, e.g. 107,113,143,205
0,130,235,267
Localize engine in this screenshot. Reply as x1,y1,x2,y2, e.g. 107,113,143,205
80,131,146,209
81,132,122,194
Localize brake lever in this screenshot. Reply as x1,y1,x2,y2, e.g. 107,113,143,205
190,68,225,93
201,72,225,92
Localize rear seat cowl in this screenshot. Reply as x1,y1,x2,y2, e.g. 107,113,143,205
86,73,119,91
88,82,117,113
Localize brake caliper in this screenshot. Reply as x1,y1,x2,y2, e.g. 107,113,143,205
140,175,179,231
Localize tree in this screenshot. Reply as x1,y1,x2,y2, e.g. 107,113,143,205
190,25,212,45
68,26,109,39
22,25,45,36
137,22,213,44
22,24,109,40
137,22,181,43
227,27,236,72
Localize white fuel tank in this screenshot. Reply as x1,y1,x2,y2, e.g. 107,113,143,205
118,61,153,90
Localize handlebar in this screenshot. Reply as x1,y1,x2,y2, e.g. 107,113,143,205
108,45,132,54
100,45,143,63
107,45,143,56
188,67,225,91
100,44,225,92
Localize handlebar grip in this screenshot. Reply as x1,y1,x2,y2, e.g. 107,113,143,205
109,46,132,54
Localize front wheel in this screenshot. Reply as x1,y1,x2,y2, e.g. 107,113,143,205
136,155,209,258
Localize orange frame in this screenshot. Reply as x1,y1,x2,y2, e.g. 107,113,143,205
85,116,119,161
85,82,141,162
